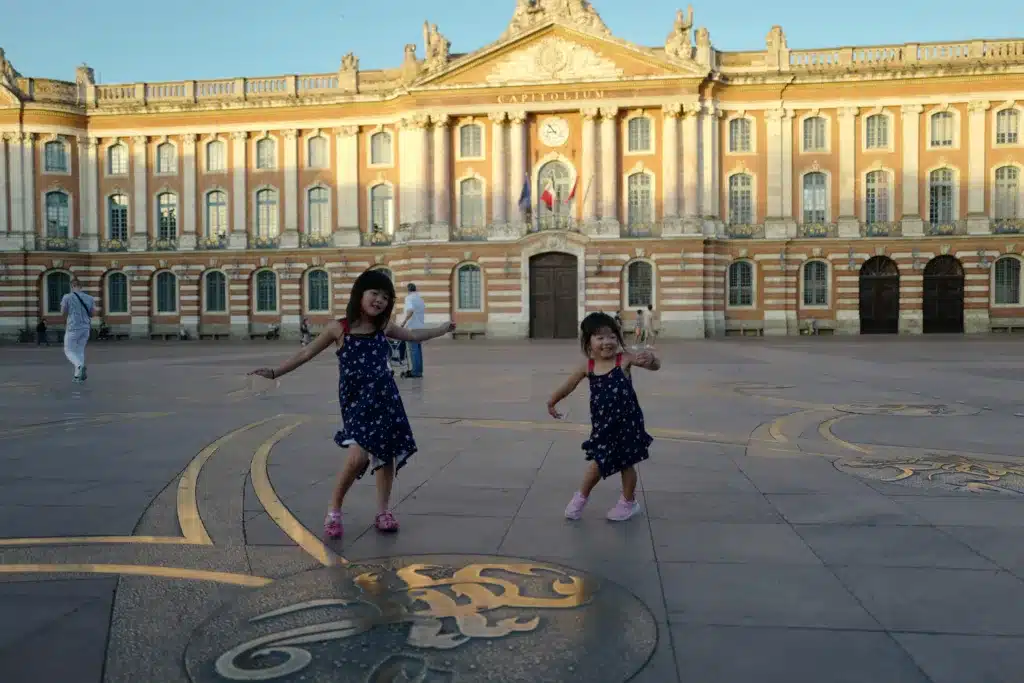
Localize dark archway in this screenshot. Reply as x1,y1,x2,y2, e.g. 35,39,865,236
923,255,965,334
529,252,578,339
859,256,900,334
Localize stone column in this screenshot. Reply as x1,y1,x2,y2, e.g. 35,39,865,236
180,133,197,250
413,117,430,225
581,108,599,225
700,103,721,228
334,126,360,246
398,117,431,226
0,135,7,238
77,137,99,252
7,134,24,236
229,132,248,250
661,103,681,227
764,108,789,238
967,100,991,234
507,111,527,226
599,107,619,230
431,115,450,228
489,111,508,227
23,134,35,248
781,109,794,220
682,104,700,228
281,129,300,247
130,135,148,251
837,106,861,238
900,104,924,236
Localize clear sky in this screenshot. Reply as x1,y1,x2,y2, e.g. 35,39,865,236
4,0,1024,84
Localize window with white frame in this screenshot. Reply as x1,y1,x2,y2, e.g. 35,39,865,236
156,143,176,174
45,191,70,238
994,257,1021,305
865,170,891,224
728,173,753,225
370,184,393,233
206,140,226,172
928,168,955,224
44,140,68,173
206,191,228,236
627,117,652,153
157,193,178,240
727,261,754,307
627,173,653,226
456,264,483,311
996,109,1019,145
626,261,653,308
108,194,129,240
308,136,328,169
255,270,278,313
46,271,71,313
155,272,177,313
107,144,129,175
204,271,227,312
370,132,392,165
106,272,129,314
865,114,889,150
459,178,484,228
803,261,828,306
307,270,330,313
728,118,751,153
995,166,1020,220
802,117,826,152
255,138,276,170
802,172,827,223
255,189,279,237
308,187,330,236
930,111,955,147
459,125,482,158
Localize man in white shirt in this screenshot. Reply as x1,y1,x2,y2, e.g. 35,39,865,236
401,283,427,378
60,276,96,382
642,304,656,347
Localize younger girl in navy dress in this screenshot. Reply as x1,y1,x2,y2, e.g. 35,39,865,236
249,269,454,537
547,312,660,522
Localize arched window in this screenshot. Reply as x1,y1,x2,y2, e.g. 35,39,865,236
459,125,482,158
308,187,330,236
930,111,955,147
255,270,278,313
155,272,177,313
865,114,889,150
107,194,129,241
803,117,826,152
627,117,652,153
204,271,227,313
994,257,1022,305
307,270,330,313
456,264,483,311
728,261,754,307
255,138,276,170
865,170,890,224
370,184,393,233
157,192,178,240
106,272,129,314
45,191,70,237
206,140,226,172
308,136,328,168
994,166,1020,220
370,132,392,165
728,174,753,225
996,109,1019,145
626,260,654,308
928,168,955,225
255,189,279,237
459,178,485,228
627,173,653,226
107,144,129,175
206,190,228,236
156,143,176,174
44,140,68,173
728,118,751,153
45,271,71,314
802,172,827,223
803,261,829,306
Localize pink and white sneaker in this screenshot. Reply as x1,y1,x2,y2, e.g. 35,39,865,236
606,497,641,522
564,492,588,520
324,511,343,539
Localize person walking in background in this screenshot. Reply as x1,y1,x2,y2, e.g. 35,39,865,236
642,304,656,347
401,283,427,378
35,319,49,346
60,276,95,382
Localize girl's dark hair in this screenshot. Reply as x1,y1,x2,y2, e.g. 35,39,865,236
579,312,624,355
345,269,396,330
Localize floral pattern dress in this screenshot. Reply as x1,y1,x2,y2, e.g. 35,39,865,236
333,323,417,477
582,354,653,478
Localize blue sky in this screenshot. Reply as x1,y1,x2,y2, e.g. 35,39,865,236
4,0,1023,84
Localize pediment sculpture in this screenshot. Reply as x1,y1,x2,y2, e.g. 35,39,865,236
423,22,451,71
485,36,624,84
502,0,611,39
340,52,359,72
664,6,694,61
0,48,21,89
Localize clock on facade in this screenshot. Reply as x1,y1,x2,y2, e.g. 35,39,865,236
539,117,570,147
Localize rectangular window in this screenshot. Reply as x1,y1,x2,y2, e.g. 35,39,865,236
107,274,129,313
459,126,482,158
728,119,751,153
44,143,68,173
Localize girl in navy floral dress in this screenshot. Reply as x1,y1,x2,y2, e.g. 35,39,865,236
547,312,660,522
249,269,454,537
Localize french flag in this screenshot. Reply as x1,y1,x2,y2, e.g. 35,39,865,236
540,180,555,210
518,174,531,213
565,177,578,204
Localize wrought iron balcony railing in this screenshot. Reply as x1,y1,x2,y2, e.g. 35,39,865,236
620,222,663,238
100,238,129,252
993,218,1024,234
149,237,178,251
451,224,488,242
530,215,581,233
360,230,392,246
862,221,901,237
300,232,332,248
251,235,280,249
797,222,837,238
725,223,765,239
198,233,228,250
43,235,78,251
924,220,967,236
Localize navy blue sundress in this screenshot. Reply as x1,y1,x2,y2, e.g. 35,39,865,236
333,320,417,477
582,353,653,478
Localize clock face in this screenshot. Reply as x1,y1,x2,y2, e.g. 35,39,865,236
540,117,570,147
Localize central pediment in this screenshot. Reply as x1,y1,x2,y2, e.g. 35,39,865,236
486,35,624,84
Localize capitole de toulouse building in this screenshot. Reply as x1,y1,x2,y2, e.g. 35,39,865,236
1,0,1024,341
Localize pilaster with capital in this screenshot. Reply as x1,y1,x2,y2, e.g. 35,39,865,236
180,133,197,250
780,109,794,219
967,100,991,234
229,132,248,250
599,107,619,227
77,137,99,251
335,127,360,245
581,108,599,223
661,104,682,221
398,116,430,225
130,135,148,251
281,129,300,248
681,103,701,223
507,111,527,223
22,134,35,242
0,135,8,236
489,111,508,225
700,104,721,223
837,107,861,238
900,104,924,236
6,133,25,235
431,116,450,227
764,108,794,239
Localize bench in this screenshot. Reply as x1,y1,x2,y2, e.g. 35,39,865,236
990,322,1024,334
149,324,182,341
199,324,231,341
249,323,279,340
801,319,837,336
724,320,764,337
452,323,486,340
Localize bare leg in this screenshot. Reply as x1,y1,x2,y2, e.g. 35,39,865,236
579,461,601,498
620,466,638,502
330,446,370,510
375,458,397,513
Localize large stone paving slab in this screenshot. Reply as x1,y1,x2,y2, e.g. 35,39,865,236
3,337,1024,682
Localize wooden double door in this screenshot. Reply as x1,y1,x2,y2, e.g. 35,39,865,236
923,256,965,334
859,256,900,334
529,253,578,339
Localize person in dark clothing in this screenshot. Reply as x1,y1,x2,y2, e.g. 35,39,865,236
36,319,49,346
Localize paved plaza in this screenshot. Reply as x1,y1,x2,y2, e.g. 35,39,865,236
2,336,1024,682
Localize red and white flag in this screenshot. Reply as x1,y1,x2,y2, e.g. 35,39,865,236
565,178,578,204
540,180,555,210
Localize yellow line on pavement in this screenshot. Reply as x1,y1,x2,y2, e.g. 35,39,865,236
452,418,750,446
0,535,192,547
819,416,873,454
250,419,345,567
0,563,272,587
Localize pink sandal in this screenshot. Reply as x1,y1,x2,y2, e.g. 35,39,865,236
375,511,399,533
324,511,343,539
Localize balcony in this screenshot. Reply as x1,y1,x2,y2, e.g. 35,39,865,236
198,233,228,250
993,219,1024,235
42,236,78,251
100,238,129,252
251,235,280,249
797,223,838,238
300,232,331,248
531,215,580,233
861,222,901,238
725,223,765,239
451,224,488,242
360,229,392,247
620,222,663,238
924,220,967,236
149,237,178,251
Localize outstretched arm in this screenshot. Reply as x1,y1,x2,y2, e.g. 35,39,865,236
385,321,454,342
547,365,588,419
249,322,340,379
628,349,661,372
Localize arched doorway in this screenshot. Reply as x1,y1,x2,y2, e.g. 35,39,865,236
529,252,578,339
923,255,965,334
859,256,900,334
537,161,573,231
